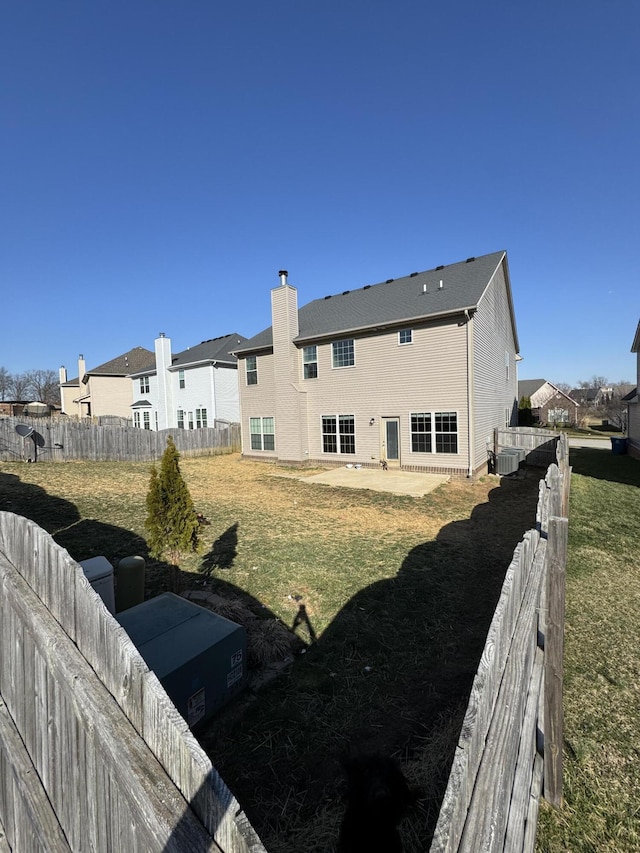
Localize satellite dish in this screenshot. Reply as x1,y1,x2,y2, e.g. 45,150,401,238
15,424,34,438
33,431,45,448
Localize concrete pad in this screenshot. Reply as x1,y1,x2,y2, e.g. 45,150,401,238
296,466,449,497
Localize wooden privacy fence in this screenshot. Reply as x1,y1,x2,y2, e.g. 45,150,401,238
0,417,241,463
495,426,560,469
0,513,266,853
430,432,570,852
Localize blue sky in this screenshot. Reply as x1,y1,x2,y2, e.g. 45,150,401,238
2,0,638,387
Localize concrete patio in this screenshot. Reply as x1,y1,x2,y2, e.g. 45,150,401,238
296,465,450,497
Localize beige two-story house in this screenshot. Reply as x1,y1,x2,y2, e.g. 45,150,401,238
59,348,153,420
234,250,520,477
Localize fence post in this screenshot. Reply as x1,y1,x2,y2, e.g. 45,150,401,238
544,515,568,807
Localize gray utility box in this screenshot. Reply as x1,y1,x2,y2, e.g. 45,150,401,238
79,556,116,615
117,593,246,728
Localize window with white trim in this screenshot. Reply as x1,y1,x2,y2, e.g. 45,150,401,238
250,417,275,451
303,345,318,379
177,409,185,429
399,329,413,345
143,411,150,430
140,376,150,394
246,356,258,385
188,411,194,429
505,351,510,381
133,411,141,429
332,339,354,368
196,408,208,428
411,411,458,454
322,415,355,454
179,369,186,389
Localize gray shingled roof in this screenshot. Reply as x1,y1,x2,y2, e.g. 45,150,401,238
234,251,512,354
132,333,248,375
170,333,247,368
86,347,154,379
518,379,547,399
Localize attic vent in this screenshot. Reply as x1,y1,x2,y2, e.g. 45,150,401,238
386,279,394,284
410,272,418,277
466,257,475,263
324,295,332,300
363,285,371,290
342,290,350,295
435,265,444,270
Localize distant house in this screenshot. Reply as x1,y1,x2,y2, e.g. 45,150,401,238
568,386,614,406
234,250,520,477
127,332,247,430
518,379,579,426
627,320,640,459
59,348,153,420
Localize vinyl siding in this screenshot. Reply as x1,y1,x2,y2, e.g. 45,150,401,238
301,319,469,470
472,259,519,469
213,366,240,422
238,351,278,457
89,376,135,419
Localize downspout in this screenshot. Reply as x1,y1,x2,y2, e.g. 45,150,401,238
465,310,474,477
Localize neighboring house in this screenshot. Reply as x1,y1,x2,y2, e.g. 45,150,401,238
234,250,520,477
568,386,614,406
128,332,247,430
518,379,579,426
627,320,640,459
59,348,153,420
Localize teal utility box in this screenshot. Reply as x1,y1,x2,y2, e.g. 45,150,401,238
117,593,246,727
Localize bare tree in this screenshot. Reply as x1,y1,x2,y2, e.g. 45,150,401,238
0,367,10,401
25,369,60,404
7,372,32,400
553,381,573,395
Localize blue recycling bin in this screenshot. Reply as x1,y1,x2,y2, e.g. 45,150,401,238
611,437,627,455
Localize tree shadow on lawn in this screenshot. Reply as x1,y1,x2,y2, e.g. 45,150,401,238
199,472,539,852
569,447,640,486
0,470,176,601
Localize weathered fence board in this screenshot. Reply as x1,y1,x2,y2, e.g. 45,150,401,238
430,433,570,853
496,426,559,468
0,513,266,853
0,417,240,463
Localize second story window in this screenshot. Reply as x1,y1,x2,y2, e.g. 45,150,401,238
246,356,258,385
303,345,318,379
179,369,186,389
332,338,354,368
140,376,150,394
398,329,413,345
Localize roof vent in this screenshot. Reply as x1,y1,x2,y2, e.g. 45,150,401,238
466,257,475,263
363,284,371,290
410,272,418,277
438,280,443,290
435,265,444,270
386,278,394,284
278,270,288,286
342,290,350,295
324,295,332,300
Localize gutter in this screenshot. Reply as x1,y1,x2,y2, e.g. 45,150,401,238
465,309,474,478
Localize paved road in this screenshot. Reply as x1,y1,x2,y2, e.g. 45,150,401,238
568,437,613,449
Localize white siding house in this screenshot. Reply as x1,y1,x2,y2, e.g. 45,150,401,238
234,251,520,477
128,333,247,430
